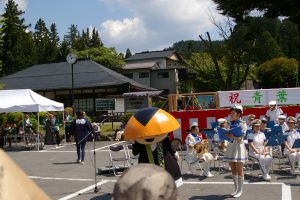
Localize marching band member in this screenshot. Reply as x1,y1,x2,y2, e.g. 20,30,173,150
296,116,300,132
260,117,272,139
213,118,229,159
275,115,288,133
247,119,272,181
265,100,284,122
224,104,247,198
185,122,214,177
246,114,256,130
283,116,300,174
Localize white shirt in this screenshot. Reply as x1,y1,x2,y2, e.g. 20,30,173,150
185,133,201,153
266,107,283,122
247,131,266,156
284,129,300,154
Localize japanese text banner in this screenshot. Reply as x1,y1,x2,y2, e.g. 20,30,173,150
218,88,300,107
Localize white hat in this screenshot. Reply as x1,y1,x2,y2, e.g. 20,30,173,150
217,118,227,124
269,100,277,106
231,104,243,113
277,115,286,120
190,122,198,128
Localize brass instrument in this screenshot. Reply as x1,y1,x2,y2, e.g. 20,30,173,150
194,139,209,155
218,140,228,153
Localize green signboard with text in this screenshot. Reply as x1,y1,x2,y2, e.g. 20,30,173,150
95,99,115,111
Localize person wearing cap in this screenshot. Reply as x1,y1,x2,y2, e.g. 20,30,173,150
185,122,214,177
247,119,272,181
296,116,300,132
283,116,300,174
223,104,247,198
213,118,229,159
247,114,256,130
260,118,272,140
266,101,283,122
275,115,288,133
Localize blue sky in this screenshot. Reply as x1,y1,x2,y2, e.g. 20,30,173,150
1,0,226,53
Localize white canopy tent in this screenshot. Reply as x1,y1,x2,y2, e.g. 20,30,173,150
0,89,65,150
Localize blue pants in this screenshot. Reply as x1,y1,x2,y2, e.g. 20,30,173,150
76,142,86,161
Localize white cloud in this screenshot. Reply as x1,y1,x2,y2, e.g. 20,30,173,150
100,17,149,52
99,0,226,52
3,0,27,11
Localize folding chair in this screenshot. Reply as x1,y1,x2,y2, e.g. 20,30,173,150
180,145,204,175
125,143,138,165
108,145,130,176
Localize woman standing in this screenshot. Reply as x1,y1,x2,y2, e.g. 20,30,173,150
224,104,248,198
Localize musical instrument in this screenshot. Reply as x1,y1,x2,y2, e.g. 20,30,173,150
194,139,209,155
218,140,228,153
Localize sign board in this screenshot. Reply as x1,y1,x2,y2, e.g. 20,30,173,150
125,96,148,112
218,87,300,107
95,99,115,111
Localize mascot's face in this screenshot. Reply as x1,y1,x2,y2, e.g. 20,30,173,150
136,134,168,145
124,107,180,141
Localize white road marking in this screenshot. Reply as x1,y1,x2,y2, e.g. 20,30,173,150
282,183,292,200
57,180,109,200
57,179,293,200
182,181,282,185
24,141,126,153
93,141,126,152
29,176,93,181
40,143,73,152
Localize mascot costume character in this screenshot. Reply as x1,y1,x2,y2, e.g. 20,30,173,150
124,107,183,187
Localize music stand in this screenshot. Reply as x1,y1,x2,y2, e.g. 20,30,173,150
292,139,300,149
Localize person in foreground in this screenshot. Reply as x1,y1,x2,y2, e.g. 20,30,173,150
112,164,178,200
224,104,248,198
70,111,93,164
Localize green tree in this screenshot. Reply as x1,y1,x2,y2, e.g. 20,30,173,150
47,23,60,62
33,18,50,63
212,0,300,85
0,0,36,75
64,24,80,50
124,48,132,59
77,47,125,71
59,37,70,59
257,57,298,88
188,52,225,92
90,28,103,47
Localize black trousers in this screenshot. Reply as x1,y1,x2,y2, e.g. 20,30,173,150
54,131,60,145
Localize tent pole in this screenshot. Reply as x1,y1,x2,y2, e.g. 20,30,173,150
63,111,66,146
37,112,40,151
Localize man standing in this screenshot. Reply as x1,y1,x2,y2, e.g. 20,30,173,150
70,111,93,164
64,111,73,142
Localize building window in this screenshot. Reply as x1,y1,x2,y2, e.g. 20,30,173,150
74,98,94,112
124,73,133,79
157,72,169,78
139,72,149,78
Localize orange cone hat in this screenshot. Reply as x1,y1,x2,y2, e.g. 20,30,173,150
124,107,180,140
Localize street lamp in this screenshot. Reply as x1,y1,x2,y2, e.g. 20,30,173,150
66,53,77,115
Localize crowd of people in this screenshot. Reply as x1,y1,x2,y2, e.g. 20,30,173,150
0,114,34,148
181,100,300,198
